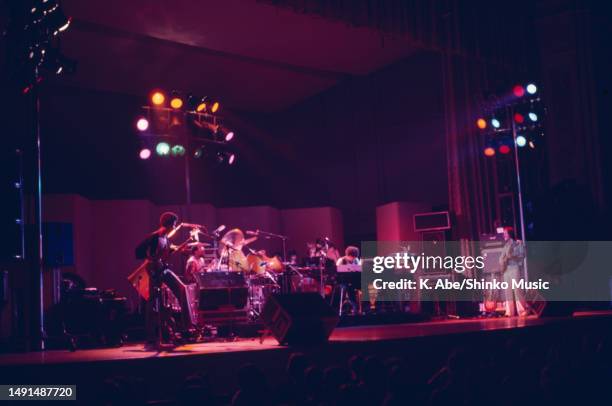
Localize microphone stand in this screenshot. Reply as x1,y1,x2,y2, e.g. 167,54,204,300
249,230,288,263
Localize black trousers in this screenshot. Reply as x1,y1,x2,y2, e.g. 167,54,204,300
146,268,194,342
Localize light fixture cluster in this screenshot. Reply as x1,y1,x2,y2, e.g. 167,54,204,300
135,89,237,165
4,0,75,94
477,83,544,157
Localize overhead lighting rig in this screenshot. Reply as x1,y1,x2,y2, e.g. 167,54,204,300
135,89,236,164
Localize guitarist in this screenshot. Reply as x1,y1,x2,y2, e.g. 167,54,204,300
499,228,530,317
135,212,195,345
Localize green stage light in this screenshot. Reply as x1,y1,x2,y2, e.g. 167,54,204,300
171,144,186,156
156,142,170,156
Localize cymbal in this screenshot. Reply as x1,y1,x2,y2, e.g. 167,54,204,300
221,228,245,248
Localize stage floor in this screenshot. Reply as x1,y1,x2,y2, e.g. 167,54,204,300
2,310,611,367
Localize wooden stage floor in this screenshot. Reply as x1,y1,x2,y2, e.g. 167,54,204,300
2,310,611,367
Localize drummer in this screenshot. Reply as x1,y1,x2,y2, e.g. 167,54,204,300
220,228,258,272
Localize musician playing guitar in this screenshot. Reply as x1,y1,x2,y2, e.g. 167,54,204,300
134,212,196,346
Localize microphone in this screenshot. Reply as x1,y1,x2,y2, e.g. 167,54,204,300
245,230,259,236
213,225,226,235
182,222,204,229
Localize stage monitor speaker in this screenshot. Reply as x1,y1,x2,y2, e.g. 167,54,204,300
525,291,574,317
261,293,338,346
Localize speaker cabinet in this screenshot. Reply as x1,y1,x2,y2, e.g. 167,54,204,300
261,293,338,345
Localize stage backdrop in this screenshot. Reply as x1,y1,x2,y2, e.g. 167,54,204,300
42,194,344,308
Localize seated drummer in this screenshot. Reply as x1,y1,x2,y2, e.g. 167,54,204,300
336,246,362,266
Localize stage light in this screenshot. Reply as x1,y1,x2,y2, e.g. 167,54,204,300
499,145,511,154
529,140,536,149
156,142,170,156
514,113,524,124
528,112,538,122
225,131,234,142
228,153,236,165
139,148,151,160
171,144,186,156
170,92,183,109
516,135,527,147
196,101,207,112
51,14,71,35
491,118,501,129
194,148,204,158
136,117,149,131
211,101,220,113
477,118,487,129
526,83,537,95
513,85,525,98
151,91,165,106
484,147,495,157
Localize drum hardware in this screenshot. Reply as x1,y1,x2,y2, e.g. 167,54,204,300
245,229,288,263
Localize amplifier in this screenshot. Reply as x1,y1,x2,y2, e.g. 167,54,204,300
195,271,246,288
198,287,248,310
195,271,248,310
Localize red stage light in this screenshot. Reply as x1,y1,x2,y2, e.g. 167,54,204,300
514,113,524,124
513,85,525,97
499,145,511,154
484,147,495,157
477,118,487,129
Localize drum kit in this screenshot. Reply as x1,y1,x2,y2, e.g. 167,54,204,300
189,227,326,320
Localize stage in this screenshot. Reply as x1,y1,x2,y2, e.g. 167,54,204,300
2,311,608,367
2,310,611,403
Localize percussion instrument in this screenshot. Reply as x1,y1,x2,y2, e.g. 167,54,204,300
247,252,284,274
227,249,248,272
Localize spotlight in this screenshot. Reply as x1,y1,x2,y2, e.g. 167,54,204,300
499,145,511,154
516,135,527,147
477,118,487,129
513,85,525,98
484,147,495,157
513,113,524,124
529,140,536,149
196,97,207,112
42,50,77,76
528,112,538,122
171,144,186,156
491,118,501,129
151,91,165,106
193,148,204,158
228,153,236,165
225,131,234,142
211,101,220,113
170,92,183,109
526,83,537,95
49,12,71,36
139,148,151,160
156,142,170,156
136,117,149,131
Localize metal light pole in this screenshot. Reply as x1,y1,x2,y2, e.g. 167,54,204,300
29,70,46,351
509,106,528,281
